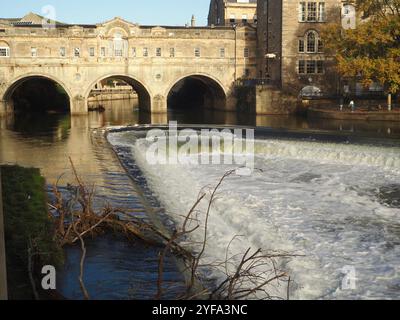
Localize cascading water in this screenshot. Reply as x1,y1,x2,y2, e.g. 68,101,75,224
108,129,400,300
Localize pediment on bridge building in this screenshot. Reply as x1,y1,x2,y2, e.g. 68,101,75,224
100,17,139,37
151,26,167,36
68,25,85,36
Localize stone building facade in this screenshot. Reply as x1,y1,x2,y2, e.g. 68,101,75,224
257,0,350,97
0,13,257,115
208,0,258,26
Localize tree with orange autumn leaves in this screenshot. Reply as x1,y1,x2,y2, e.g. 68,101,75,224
322,0,400,95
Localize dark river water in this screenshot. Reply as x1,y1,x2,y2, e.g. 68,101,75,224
1,99,400,300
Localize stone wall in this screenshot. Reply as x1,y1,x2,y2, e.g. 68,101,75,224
236,84,298,115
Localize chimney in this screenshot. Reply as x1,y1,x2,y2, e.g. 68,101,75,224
191,15,196,27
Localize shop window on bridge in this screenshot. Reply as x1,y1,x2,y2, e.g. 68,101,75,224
143,47,149,57
194,48,201,57
156,47,162,57
170,47,175,58
220,48,225,58
0,47,10,57
89,47,95,57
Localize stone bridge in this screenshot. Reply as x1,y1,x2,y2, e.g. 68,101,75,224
0,15,256,116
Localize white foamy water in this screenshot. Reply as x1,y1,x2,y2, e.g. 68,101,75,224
109,131,400,300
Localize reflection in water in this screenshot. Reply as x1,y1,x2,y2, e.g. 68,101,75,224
1,98,400,299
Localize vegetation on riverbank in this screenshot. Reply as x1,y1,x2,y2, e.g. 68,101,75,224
1,165,63,300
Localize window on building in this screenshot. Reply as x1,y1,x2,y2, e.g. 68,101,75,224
89,47,95,57
170,47,175,57
299,39,305,53
318,2,326,21
299,2,325,22
31,47,37,57
74,47,80,57
298,60,324,74
299,2,307,22
298,60,306,74
60,47,66,57
244,47,249,58
143,48,149,57
229,14,236,24
220,48,225,58
195,48,201,57
113,32,123,57
156,48,162,57
101,47,106,57
307,31,316,52
306,60,316,73
300,30,322,53
0,47,10,57
132,47,136,57
242,14,248,24
307,2,317,22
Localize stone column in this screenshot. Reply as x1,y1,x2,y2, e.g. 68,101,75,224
0,100,6,117
70,95,88,115
225,95,237,112
152,94,167,113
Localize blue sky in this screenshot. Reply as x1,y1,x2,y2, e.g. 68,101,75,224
1,0,211,26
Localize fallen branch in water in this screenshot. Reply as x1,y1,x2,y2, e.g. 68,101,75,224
50,160,297,300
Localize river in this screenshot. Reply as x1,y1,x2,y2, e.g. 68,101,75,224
1,99,400,299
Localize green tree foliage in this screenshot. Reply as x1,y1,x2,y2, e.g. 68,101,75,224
322,0,400,94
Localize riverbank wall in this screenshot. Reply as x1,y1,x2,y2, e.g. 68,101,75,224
236,85,298,115
309,108,400,122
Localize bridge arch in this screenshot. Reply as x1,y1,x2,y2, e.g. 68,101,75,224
2,73,73,114
166,73,227,111
85,74,152,112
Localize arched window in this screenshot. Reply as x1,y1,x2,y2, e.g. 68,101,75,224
299,30,323,53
